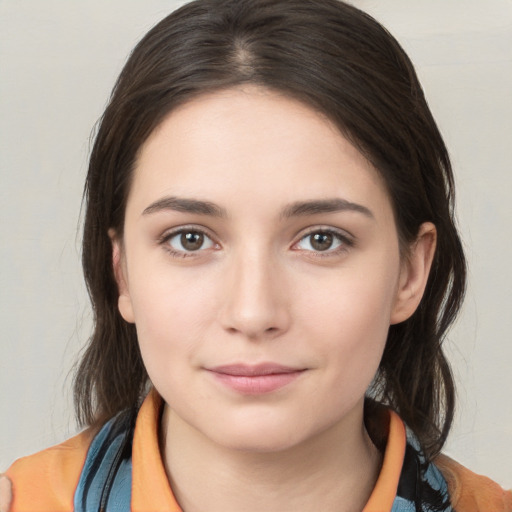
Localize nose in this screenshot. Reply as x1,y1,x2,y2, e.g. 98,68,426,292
219,246,291,341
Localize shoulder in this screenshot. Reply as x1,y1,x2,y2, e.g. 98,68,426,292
434,454,512,512
5,427,97,512
5,410,137,512
368,406,511,512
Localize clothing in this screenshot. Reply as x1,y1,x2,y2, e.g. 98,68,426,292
6,389,511,511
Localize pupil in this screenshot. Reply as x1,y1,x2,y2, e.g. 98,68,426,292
181,232,204,251
311,232,333,251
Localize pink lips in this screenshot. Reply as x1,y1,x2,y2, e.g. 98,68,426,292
207,363,305,395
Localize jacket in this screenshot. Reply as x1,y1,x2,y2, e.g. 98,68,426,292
6,389,512,511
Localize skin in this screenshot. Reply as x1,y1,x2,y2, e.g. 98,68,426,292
112,86,436,512
0,475,12,512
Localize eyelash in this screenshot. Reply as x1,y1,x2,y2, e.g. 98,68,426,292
158,226,217,259
293,227,354,258
158,226,354,259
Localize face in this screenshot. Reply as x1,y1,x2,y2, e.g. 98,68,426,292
113,87,432,452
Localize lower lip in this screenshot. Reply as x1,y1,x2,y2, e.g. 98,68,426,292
209,371,304,395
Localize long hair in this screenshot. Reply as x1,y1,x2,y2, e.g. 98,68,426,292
75,0,466,459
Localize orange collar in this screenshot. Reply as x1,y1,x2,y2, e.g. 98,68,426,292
363,410,406,511
131,389,406,512
131,389,181,511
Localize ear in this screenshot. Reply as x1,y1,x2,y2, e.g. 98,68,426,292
390,222,437,325
109,229,135,324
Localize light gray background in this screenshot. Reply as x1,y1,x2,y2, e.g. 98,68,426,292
1,0,511,487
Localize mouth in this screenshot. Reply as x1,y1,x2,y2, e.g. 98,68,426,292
205,363,306,395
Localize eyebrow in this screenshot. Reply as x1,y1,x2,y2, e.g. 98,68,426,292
280,198,374,219
142,197,228,217
142,196,373,219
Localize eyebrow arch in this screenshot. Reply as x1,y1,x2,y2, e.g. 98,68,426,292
280,198,374,219
142,196,373,220
142,196,228,218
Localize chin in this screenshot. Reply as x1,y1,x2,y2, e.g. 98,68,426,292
206,414,318,454
218,430,305,454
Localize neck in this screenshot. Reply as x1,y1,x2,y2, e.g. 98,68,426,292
160,402,382,512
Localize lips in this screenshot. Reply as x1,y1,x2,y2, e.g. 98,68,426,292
206,363,306,394
210,363,301,376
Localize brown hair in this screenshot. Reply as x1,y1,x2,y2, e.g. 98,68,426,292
75,0,466,459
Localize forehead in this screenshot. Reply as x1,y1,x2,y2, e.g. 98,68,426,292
127,86,392,221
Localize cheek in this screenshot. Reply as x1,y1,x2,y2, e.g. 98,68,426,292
299,265,398,385
301,259,399,337
127,265,219,366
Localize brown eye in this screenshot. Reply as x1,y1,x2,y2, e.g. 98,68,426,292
295,230,348,254
310,232,334,251
181,231,204,251
165,229,215,254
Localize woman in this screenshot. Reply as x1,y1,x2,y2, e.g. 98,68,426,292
3,0,511,510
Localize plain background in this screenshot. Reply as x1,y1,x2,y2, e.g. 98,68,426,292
1,0,511,487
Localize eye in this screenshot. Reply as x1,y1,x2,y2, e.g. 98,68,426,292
294,229,351,254
163,228,216,255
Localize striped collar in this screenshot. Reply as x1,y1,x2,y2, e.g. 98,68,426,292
74,389,451,511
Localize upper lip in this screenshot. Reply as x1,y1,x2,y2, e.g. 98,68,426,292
207,363,303,376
